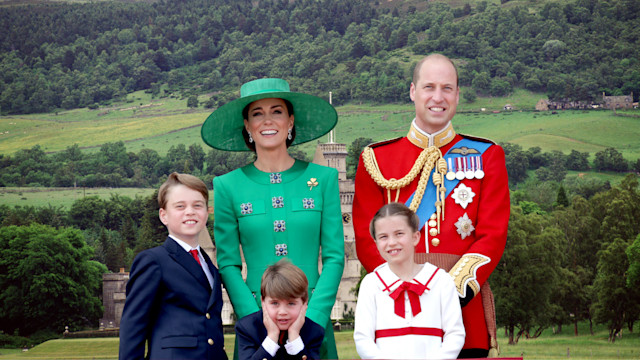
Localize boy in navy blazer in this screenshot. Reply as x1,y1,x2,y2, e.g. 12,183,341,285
235,260,325,360
119,172,228,360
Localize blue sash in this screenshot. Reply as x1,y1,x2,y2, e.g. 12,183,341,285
405,138,492,230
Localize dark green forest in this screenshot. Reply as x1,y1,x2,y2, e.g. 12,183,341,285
1,0,640,114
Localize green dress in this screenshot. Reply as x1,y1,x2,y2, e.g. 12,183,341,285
214,160,345,359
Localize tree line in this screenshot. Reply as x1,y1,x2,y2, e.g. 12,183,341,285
1,139,639,341
1,0,639,115
2,140,639,190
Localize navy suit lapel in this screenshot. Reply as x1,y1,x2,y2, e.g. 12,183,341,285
201,250,221,309
163,238,211,292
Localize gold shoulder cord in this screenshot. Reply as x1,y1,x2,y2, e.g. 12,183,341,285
362,146,448,233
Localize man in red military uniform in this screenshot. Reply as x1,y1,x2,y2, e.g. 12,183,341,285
353,54,510,358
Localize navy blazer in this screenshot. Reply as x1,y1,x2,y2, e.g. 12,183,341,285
235,310,325,360
119,237,228,360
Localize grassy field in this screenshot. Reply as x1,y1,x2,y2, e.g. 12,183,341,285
0,187,156,209
3,88,639,160
1,325,638,360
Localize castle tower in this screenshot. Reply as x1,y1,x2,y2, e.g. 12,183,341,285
312,136,360,322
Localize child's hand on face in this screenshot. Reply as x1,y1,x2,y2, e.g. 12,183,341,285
262,300,280,343
288,302,307,341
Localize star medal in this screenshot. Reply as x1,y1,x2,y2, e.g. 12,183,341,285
455,158,465,180
455,213,475,240
464,157,474,179
446,157,456,181
474,156,485,179
451,183,475,209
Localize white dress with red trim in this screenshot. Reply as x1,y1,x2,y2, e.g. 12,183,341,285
354,262,465,360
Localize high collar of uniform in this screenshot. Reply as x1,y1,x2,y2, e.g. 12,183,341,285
407,120,456,149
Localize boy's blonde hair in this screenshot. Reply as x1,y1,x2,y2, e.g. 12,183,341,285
157,172,209,209
261,259,309,303
369,202,420,240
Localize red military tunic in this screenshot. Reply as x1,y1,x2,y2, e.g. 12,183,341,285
353,121,510,352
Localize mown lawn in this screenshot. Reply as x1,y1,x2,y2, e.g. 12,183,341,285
2,325,638,359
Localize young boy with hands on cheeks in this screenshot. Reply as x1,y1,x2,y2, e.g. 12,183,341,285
354,203,465,360
235,260,325,360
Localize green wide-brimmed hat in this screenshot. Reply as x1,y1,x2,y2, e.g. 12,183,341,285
201,78,338,151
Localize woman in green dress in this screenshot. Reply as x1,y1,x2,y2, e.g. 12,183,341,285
201,78,345,359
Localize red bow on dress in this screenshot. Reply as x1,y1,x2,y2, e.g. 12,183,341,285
389,281,427,318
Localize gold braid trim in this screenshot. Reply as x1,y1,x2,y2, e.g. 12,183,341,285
362,146,447,228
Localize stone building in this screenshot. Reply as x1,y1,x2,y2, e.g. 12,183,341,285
99,269,129,329
602,92,634,109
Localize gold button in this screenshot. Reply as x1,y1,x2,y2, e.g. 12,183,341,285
431,238,440,247
430,213,437,220
429,228,438,236
302,356,308,360
208,339,214,346
206,313,211,319
428,219,437,228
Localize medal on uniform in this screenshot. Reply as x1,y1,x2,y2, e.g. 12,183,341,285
464,157,474,179
451,183,475,209
474,156,485,179
455,213,475,240
446,158,456,181
455,158,465,180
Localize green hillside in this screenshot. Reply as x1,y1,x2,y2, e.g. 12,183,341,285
2,88,639,161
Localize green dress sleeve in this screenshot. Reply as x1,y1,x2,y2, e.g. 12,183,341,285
305,167,345,326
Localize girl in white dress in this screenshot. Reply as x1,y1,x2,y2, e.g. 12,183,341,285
354,202,465,359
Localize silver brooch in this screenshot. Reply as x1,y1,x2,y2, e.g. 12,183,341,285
240,203,253,215
272,196,284,208
274,220,286,232
302,198,315,209
275,243,288,256
270,173,282,184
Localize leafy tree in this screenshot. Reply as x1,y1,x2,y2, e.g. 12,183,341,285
627,233,640,289
592,237,635,342
502,143,529,185
462,88,477,103
346,137,374,180
555,185,569,208
68,196,107,230
134,190,166,256
563,175,610,200
0,224,106,336
549,196,600,334
187,94,199,108
188,144,206,173
492,207,565,344
594,147,628,172
566,150,590,171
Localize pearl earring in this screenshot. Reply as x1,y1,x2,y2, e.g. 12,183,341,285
248,132,253,143
287,128,292,140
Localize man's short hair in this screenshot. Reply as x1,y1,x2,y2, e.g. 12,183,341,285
412,53,459,87
261,259,309,302
157,172,209,209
